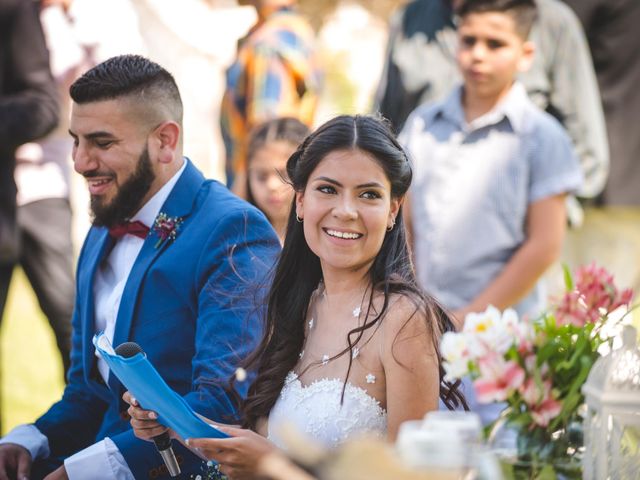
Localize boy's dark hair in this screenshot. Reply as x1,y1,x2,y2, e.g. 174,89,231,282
456,0,538,39
69,54,183,126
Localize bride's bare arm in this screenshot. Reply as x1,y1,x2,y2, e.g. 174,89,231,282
186,425,277,479
381,295,440,441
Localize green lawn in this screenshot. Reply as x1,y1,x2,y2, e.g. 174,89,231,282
1,268,65,434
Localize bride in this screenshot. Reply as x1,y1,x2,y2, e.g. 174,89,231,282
125,115,464,478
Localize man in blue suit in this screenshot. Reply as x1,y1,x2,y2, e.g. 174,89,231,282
0,55,280,480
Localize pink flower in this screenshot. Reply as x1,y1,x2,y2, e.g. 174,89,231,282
519,377,552,407
517,365,562,427
556,263,633,327
556,291,589,327
473,354,525,403
151,213,183,249
531,398,562,427
510,321,535,355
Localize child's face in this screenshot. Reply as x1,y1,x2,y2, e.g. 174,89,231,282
295,149,400,276
248,140,295,225
456,11,534,101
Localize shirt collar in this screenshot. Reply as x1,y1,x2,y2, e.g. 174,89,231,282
437,85,466,127
257,4,293,19
131,159,187,227
247,4,293,37
492,81,527,133
437,81,528,133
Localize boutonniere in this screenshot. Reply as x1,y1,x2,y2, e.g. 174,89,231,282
151,213,183,249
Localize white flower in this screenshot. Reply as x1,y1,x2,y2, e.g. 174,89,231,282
463,305,502,334
463,306,519,356
441,331,471,380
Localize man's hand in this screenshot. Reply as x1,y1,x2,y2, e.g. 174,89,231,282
123,391,174,441
0,443,32,480
43,465,68,480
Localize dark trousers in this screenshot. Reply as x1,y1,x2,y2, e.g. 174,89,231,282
30,457,63,480
0,198,75,381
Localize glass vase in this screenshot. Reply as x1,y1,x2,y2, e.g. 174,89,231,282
489,417,584,480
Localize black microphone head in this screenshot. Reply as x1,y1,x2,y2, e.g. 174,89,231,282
115,341,144,358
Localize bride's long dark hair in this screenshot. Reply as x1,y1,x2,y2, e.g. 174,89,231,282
238,115,465,430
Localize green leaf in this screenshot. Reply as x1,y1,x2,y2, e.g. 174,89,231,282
537,339,562,365
535,463,559,480
556,335,588,372
549,356,593,430
621,426,640,457
499,460,516,480
562,264,574,291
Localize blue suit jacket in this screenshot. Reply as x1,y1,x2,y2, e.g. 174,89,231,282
34,160,280,479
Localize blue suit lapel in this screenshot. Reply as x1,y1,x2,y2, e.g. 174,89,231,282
79,228,115,399
109,160,205,391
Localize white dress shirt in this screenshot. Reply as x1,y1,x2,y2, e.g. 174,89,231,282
0,161,186,479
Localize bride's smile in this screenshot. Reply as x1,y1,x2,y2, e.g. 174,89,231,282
296,148,400,276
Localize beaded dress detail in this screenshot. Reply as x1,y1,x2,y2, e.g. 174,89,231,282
267,371,387,449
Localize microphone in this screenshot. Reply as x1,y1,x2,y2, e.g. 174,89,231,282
115,341,181,477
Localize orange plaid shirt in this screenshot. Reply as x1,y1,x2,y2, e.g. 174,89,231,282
220,7,321,184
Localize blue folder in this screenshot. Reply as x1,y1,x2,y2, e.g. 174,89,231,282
93,332,229,440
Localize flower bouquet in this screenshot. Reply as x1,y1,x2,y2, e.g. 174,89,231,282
441,264,634,479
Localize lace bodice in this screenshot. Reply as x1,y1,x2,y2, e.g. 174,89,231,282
267,371,387,450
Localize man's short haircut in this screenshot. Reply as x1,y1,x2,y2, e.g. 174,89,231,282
456,0,538,39
70,54,183,127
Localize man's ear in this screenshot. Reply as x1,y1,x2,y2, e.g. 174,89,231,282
517,41,535,73
152,121,180,164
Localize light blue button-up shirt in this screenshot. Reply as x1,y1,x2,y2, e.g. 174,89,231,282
400,82,583,317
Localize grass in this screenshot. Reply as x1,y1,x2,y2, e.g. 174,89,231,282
1,268,65,434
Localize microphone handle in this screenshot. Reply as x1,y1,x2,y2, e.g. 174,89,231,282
153,431,181,477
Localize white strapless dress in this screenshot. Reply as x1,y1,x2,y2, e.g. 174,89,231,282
267,371,387,450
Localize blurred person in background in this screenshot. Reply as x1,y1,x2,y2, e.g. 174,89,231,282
2,0,147,387
0,0,59,433
222,0,322,198
375,0,608,205
245,117,309,243
0,0,58,281
7,0,86,386
561,0,640,301
399,0,584,424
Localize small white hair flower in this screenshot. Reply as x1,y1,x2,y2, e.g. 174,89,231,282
235,367,247,382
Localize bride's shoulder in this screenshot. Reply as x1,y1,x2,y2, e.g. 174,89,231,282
378,294,442,425
376,292,436,353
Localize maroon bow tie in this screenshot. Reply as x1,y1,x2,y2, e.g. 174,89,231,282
108,221,150,240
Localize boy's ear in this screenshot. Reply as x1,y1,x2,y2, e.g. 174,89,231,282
517,41,535,73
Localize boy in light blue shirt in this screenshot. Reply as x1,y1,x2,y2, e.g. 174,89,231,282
400,0,583,327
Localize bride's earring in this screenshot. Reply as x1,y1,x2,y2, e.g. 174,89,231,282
387,218,396,231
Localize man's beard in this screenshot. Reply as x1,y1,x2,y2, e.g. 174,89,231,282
90,147,156,228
